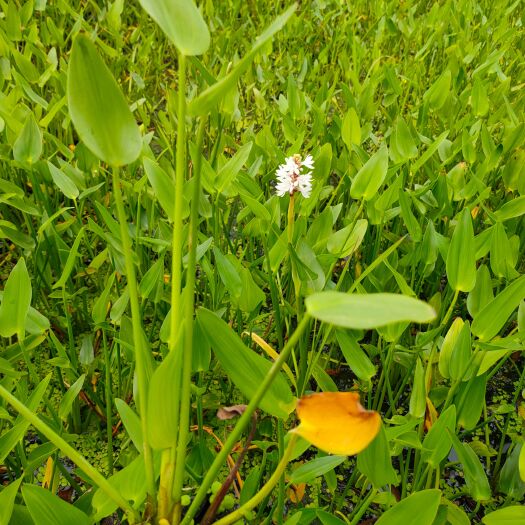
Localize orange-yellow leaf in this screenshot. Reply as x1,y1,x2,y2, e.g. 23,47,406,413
292,392,380,456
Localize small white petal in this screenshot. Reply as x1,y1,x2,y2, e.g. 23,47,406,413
302,155,314,170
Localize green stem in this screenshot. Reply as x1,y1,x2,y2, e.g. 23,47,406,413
212,434,299,525
170,52,187,341
111,167,156,510
441,289,459,327
160,53,188,520
102,330,114,476
172,117,207,522
0,384,139,523
349,488,377,525
180,316,311,525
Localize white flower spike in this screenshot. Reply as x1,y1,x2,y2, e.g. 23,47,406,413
275,153,314,198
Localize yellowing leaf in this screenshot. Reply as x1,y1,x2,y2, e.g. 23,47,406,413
292,392,380,456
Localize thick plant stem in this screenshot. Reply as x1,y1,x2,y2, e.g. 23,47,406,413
170,53,188,341
159,53,188,521
180,316,311,525
172,117,206,523
0,384,140,523
212,434,299,525
112,167,156,512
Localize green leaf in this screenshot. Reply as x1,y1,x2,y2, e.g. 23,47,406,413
13,112,42,164
494,195,525,222
467,265,494,318
188,5,297,116
471,274,525,341
0,258,32,338
147,346,181,449
350,145,389,201
197,308,295,419
115,398,143,452
440,319,465,379
446,208,476,292
421,405,456,468
289,455,346,484
409,358,426,418
22,484,91,525
143,158,175,221
326,219,368,258
67,35,141,166
52,226,86,289
58,374,85,420
305,292,436,329
375,490,441,525
0,476,22,525
216,142,253,193
456,373,487,430
138,0,210,56
335,330,376,382
448,431,491,501
47,162,79,200
482,506,525,525
389,118,418,163
341,107,361,149
357,425,397,487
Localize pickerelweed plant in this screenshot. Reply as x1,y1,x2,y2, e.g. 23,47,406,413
1,1,525,525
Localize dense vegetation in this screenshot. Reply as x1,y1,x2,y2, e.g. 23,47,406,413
0,0,524,524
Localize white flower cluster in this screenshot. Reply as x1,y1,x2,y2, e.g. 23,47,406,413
275,154,314,198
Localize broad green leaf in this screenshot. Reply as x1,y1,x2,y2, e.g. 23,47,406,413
13,112,42,164
305,292,436,329
22,484,91,525
52,226,86,289
92,273,115,324
375,490,441,525
197,308,295,419
424,70,451,109
350,145,389,201
494,195,525,222
335,330,376,382
471,78,489,116
92,453,158,521
0,476,22,525
446,208,476,292
438,317,465,379
483,506,525,525
143,157,175,221
498,443,525,499
58,374,85,420
409,358,426,418
68,35,141,166
138,0,210,56
47,162,79,200
188,5,297,116
448,431,491,501
216,142,252,193
357,425,397,487
147,345,181,449
421,405,456,468
115,398,143,452
448,320,472,381
456,373,487,430
467,265,493,318
471,274,525,341
289,455,346,484
327,219,368,258
213,247,242,299
0,258,32,338
389,118,418,163
341,107,361,149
